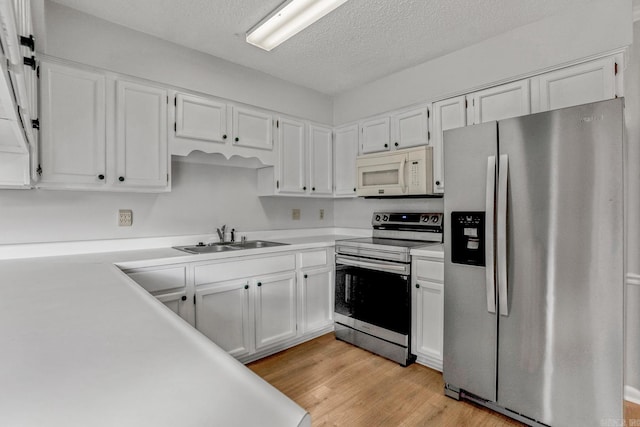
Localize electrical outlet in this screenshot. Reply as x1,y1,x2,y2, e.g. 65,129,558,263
320,209,325,220
119,209,133,227
292,208,301,220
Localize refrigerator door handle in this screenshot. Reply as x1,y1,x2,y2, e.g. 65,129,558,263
497,154,509,316
485,156,497,314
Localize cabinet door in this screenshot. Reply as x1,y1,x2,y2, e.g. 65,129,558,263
156,289,193,326
333,124,358,197
533,56,617,113
300,268,333,334
470,80,531,124
175,93,227,143
278,117,306,194
391,106,429,149
254,271,297,350
431,96,467,194
39,61,106,186
115,80,168,189
308,124,333,195
196,280,252,359
232,106,273,150
413,280,444,371
360,117,390,154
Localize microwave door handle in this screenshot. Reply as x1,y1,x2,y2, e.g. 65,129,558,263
399,157,407,193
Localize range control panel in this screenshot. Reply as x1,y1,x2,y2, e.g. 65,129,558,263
372,212,443,227
451,212,485,266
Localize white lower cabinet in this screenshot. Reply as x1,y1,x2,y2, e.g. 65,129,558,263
196,279,252,359
300,267,333,334
411,256,444,371
254,272,297,350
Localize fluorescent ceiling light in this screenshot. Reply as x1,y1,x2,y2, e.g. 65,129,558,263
246,0,350,51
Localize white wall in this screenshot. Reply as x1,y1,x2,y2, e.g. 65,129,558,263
40,1,333,124
0,160,334,244
333,0,632,124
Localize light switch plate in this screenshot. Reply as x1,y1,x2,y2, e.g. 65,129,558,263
119,209,133,226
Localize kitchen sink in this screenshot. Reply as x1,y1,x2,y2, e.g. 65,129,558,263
173,240,287,254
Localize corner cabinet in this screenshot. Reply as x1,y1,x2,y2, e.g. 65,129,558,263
308,124,333,195
333,124,358,197
411,256,444,371
38,60,170,192
431,96,467,194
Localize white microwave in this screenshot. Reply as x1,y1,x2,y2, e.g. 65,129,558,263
356,146,433,197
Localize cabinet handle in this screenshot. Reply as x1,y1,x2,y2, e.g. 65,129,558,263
304,274,308,279
98,174,105,180
181,295,187,301
435,180,441,186
394,142,399,147
415,284,420,289
118,176,125,182
222,134,227,139
384,144,388,148
257,282,262,287
235,137,239,142
244,284,249,290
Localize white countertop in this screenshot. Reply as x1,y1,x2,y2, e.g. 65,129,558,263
0,231,361,427
410,243,445,259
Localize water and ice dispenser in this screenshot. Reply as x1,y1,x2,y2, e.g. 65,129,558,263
450,212,485,266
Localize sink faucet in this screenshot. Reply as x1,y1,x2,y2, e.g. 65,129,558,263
230,228,236,243
216,225,226,242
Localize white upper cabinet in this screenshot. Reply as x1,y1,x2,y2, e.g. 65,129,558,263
431,95,467,194
278,117,306,194
333,124,358,197
39,60,170,192
39,61,106,187
390,106,429,149
175,93,227,143
308,124,333,195
115,80,168,190
232,106,273,150
531,56,619,113
469,80,531,124
360,116,390,154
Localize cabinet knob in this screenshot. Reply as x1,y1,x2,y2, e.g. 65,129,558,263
244,284,249,290
394,142,399,147
304,274,308,279
181,295,187,301
257,282,262,287
415,284,420,289
384,144,388,148
353,188,356,192
435,180,440,186
303,186,307,190
235,137,239,142
98,174,105,180
312,187,315,191
222,134,227,140
118,176,125,182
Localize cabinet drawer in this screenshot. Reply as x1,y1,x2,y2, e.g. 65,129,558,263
299,249,328,268
126,265,187,294
415,259,444,282
195,254,295,285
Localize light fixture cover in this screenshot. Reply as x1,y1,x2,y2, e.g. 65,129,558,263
246,0,350,51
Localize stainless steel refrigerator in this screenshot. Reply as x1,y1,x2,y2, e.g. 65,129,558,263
442,98,624,426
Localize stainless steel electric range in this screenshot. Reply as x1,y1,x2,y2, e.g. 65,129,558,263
334,212,443,366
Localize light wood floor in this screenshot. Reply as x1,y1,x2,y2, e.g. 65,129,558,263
249,333,640,427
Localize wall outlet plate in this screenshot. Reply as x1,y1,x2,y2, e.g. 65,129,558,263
119,209,133,226
292,208,300,220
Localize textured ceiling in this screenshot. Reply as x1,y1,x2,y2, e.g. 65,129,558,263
50,0,595,95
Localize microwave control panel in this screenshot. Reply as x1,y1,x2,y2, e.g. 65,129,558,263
410,161,420,187
451,212,485,266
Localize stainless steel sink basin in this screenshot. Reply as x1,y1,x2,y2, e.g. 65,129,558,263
173,240,287,254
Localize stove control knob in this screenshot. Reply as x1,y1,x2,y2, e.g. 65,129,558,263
375,215,381,221
421,215,428,222
383,215,389,221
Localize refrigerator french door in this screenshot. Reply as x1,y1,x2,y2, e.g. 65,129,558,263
443,98,624,426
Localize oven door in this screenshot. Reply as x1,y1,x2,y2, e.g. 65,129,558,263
334,254,411,343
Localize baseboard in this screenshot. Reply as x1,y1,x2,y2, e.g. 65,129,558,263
626,386,640,405
240,325,335,364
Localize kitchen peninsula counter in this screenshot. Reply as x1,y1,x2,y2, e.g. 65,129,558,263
0,231,362,427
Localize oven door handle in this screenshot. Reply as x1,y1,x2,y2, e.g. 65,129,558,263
336,255,409,275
